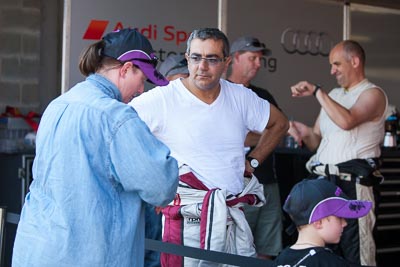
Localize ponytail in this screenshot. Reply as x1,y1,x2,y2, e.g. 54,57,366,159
78,41,105,76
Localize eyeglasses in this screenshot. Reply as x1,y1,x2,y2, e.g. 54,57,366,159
188,55,225,66
245,41,265,48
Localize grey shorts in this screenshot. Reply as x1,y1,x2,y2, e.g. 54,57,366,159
243,182,283,256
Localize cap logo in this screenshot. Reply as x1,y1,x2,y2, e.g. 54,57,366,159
349,201,367,213
335,187,342,196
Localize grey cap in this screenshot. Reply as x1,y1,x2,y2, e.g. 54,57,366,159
230,36,271,56
158,54,189,77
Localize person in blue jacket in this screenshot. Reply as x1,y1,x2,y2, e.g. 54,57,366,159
12,28,179,267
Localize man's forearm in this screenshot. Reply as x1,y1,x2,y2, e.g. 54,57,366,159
244,131,261,147
302,130,321,152
249,113,289,164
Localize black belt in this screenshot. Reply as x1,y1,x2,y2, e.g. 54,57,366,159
310,158,383,187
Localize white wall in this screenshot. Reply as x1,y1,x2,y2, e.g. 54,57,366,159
351,4,400,114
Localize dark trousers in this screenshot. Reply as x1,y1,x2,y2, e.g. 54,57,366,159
145,203,162,267
331,178,380,265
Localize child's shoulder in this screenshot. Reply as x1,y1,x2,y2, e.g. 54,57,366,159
273,246,358,267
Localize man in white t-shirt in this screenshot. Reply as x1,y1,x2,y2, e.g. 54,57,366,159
130,28,288,266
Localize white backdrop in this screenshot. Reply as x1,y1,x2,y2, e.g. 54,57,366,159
62,0,218,92
351,4,400,115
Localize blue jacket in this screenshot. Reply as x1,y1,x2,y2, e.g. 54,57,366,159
12,74,178,267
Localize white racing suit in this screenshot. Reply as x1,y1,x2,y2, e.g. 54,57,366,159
161,166,265,267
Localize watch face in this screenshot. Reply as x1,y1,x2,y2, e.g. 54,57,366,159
250,159,259,168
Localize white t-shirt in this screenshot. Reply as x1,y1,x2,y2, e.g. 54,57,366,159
316,79,388,164
130,78,270,194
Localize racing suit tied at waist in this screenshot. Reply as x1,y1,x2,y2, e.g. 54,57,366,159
306,156,384,186
161,166,265,266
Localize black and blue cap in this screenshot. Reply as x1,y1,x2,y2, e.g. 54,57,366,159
101,28,169,86
284,178,372,226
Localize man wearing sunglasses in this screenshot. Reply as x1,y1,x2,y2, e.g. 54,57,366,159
228,36,284,260
130,28,288,266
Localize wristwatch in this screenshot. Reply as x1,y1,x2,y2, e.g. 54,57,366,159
246,156,259,169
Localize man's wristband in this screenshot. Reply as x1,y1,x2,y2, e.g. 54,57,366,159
313,84,321,97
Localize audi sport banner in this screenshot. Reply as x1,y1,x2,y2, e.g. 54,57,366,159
62,0,218,92
63,0,342,125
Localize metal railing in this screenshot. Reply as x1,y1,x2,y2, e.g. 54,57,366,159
0,209,273,267
0,207,6,267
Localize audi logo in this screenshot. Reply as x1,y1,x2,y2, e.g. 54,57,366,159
280,28,334,57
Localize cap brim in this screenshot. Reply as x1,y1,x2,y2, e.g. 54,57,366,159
133,60,169,86
117,50,169,86
248,47,271,56
310,197,372,224
231,47,271,56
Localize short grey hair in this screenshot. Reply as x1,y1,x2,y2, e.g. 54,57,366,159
186,28,230,58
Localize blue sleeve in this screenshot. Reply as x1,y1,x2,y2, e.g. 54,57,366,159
109,116,179,207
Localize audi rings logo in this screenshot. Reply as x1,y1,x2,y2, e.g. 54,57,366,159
280,28,333,57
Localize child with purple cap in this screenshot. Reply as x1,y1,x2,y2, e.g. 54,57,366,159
273,178,374,267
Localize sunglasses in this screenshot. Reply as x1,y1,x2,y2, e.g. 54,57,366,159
245,41,265,48
187,55,225,66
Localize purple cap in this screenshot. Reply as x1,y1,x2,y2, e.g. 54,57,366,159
102,29,169,86
283,178,372,226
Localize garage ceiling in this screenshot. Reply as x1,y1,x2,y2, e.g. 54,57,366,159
328,0,400,10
